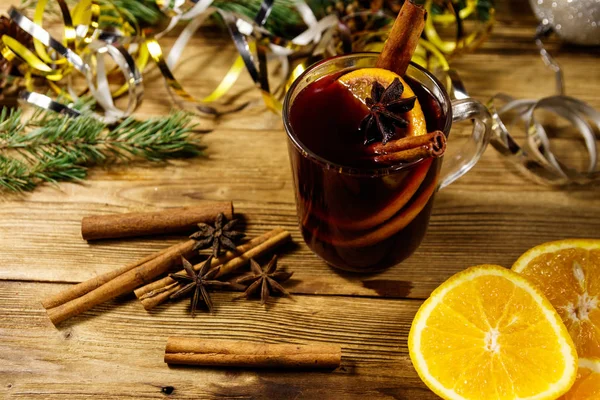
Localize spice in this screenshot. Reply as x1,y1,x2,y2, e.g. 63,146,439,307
375,0,427,76
41,245,174,311
368,130,447,164
134,228,292,311
236,256,293,305
164,338,342,369
81,203,233,241
43,240,197,325
169,256,231,315
190,212,245,257
359,78,417,145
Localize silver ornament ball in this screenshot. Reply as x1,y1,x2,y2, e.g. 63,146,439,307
529,0,600,45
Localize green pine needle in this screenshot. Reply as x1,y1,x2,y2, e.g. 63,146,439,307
0,100,203,193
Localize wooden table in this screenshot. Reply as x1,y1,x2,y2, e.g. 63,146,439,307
1,1,599,398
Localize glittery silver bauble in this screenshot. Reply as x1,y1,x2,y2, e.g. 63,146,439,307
529,0,600,45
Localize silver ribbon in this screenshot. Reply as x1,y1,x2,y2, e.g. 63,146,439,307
487,26,600,185
8,6,144,123
19,91,81,117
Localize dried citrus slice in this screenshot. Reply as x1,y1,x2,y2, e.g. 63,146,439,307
409,264,578,400
512,239,600,358
337,67,427,137
558,358,600,399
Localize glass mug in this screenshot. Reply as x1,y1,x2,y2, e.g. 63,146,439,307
283,53,492,272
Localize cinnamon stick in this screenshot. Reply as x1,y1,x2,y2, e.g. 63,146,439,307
43,240,196,325
41,245,172,310
164,338,341,369
369,131,446,164
81,202,233,240
375,0,426,76
135,228,291,310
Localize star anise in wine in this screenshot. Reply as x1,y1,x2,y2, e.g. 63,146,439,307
169,256,230,316
190,213,245,257
359,77,417,145
236,256,293,305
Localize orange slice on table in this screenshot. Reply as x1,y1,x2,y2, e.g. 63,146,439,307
559,358,600,399
337,67,427,138
512,239,600,359
409,264,578,400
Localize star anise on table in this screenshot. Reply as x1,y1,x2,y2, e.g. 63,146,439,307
169,256,230,316
359,77,417,145
189,213,245,257
236,255,293,305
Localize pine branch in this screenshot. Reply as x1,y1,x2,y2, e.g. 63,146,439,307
0,153,86,192
0,100,204,192
20,0,307,37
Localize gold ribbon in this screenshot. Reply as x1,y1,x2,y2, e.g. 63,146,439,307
7,0,494,120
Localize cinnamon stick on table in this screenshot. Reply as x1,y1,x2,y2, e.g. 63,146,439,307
135,228,291,310
43,240,196,325
165,338,342,369
81,202,233,241
41,245,174,310
375,0,426,76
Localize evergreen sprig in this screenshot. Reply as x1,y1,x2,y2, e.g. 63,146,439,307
0,103,203,192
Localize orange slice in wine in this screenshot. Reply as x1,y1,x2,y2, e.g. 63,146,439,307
337,67,427,138
512,239,600,358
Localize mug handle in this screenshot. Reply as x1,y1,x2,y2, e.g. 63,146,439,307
438,98,494,190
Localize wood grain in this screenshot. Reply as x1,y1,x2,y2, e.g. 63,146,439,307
1,127,598,300
0,0,599,398
1,281,430,400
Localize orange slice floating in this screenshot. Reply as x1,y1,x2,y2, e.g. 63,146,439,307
409,265,578,400
559,358,600,399
314,67,433,240
512,239,600,358
308,158,432,232
337,67,427,138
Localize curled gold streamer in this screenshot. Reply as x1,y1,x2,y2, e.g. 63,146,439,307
423,0,495,55
33,0,75,65
9,0,494,121
1,35,63,81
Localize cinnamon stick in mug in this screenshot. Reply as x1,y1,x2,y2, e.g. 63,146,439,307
369,131,447,164
81,202,233,240
165,338,341,369
375,0,426,76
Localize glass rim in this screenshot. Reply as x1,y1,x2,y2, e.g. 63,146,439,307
282,52,452,176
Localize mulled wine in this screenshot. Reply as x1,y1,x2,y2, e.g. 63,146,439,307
287,66,446,272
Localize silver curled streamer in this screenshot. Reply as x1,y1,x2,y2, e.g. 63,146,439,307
9,1,467,126
82,42,144,123
487,27,600,186
7,6,144,123
8,7,86,72
19,91,81,117
161,0,334,115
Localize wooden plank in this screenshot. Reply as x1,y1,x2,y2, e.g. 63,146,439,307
1,125,598,299
1,185,599,299
0,281,433,399
0,1,599,399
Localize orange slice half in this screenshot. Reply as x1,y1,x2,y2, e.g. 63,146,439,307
409,264,578,400
512,239,600,358
337,67,427,138
559,358,600,399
